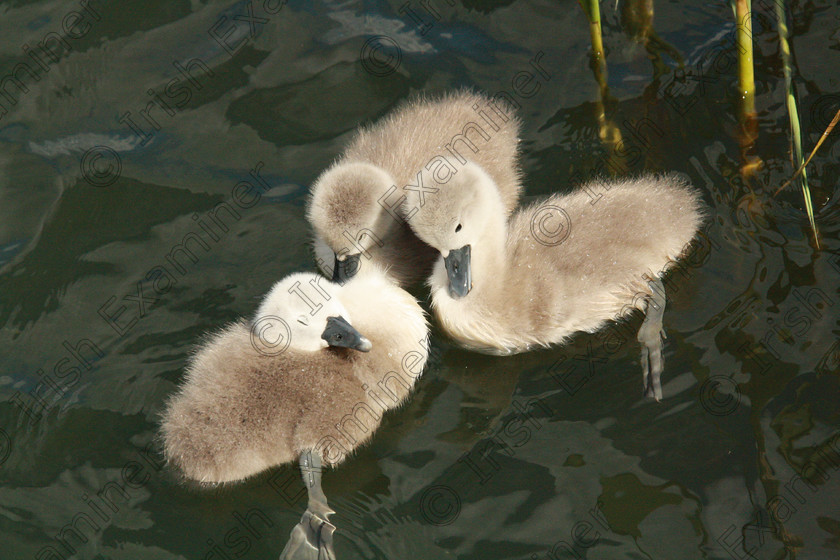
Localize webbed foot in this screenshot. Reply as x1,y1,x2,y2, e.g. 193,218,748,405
279,450,337,560
637,278,667,401
279,510,336,560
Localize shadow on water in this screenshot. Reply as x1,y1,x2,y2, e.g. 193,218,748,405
0,180,222,332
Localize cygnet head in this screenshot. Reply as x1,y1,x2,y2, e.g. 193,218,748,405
254,272,372,354
308,162,397,283
404,162,505,299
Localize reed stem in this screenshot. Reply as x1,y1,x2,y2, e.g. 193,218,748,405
735,0,756,114
579,0,626,173
775,0,819,247
580,0,606,78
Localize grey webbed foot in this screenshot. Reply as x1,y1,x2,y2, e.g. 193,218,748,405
637,279,667,401
279,511,336,560
279,450,337,560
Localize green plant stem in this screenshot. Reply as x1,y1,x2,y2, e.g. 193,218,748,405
776,0,819,247
735,0,756,115
579,0,606,80
579,0,626,172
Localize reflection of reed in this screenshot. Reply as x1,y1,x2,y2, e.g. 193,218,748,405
764,359,840,552
621,0,684,172
621,0,684,82
750,408,804,553
708,246,803,554
579,0,626,174
706,286,804,555
701,151,838,555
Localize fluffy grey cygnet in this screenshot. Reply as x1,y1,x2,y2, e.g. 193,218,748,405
405,162,705,401
308,90,524,286
160,267,429,559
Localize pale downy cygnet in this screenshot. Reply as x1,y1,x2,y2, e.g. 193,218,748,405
405,162,704,401
160,267,429,559
308,90,523,286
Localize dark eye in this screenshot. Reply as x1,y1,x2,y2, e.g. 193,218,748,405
455,223,462,232
335,333,342,341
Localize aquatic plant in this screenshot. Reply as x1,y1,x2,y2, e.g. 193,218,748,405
579,0,626,172
774,0,819,247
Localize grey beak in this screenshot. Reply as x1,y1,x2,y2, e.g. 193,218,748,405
444,245,472,298
321,316,372,352
332,253,361,284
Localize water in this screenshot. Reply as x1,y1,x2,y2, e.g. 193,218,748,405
1,0,839,558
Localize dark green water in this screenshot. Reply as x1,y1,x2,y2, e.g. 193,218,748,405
1,0,839,558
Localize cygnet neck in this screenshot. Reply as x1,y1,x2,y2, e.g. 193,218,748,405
467,189,510,298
